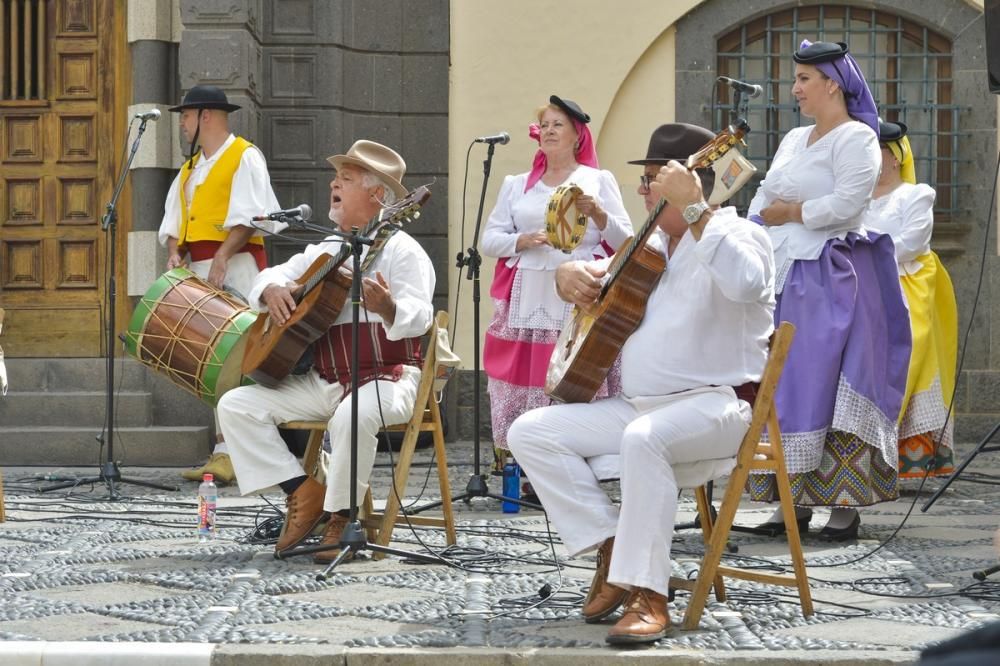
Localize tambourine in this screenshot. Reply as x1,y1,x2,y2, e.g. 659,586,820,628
545,184,588,253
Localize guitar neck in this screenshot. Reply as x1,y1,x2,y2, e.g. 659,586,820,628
602,197,667,292
296,214,384,301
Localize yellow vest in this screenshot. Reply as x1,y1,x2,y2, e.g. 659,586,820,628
177,136,264,248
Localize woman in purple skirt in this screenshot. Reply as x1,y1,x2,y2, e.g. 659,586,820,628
746,40,912,540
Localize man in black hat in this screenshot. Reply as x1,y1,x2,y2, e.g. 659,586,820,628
507,123,775,644
157,84,282,484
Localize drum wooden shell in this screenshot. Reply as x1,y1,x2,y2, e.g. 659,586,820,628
124,268,257,406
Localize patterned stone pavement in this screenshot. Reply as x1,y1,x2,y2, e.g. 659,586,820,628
1,440,1000,660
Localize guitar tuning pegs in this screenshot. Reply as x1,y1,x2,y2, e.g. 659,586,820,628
413,211,421,219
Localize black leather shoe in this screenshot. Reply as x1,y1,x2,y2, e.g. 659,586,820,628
818,513,861,542
754,510,812,537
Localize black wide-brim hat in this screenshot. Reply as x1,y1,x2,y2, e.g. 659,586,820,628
793,41,849,64
878,119,908,142
169,84,241,113
549,95,590,124
628,123,716,165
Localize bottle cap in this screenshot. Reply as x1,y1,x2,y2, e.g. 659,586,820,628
203,473,214,481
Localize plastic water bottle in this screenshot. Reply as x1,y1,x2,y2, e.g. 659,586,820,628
198,473,218,541
502,462,521,513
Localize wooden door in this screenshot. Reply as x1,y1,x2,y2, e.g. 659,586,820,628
0,0,126,357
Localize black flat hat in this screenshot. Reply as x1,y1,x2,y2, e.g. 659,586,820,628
628,123,716,165
549,95,590,124
793,41,849,64
878,119,908,142
169,85,241,113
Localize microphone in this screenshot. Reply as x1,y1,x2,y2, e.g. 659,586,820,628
134,108,161,121
474,132,510,145
718,76,763,99
253,204,312,221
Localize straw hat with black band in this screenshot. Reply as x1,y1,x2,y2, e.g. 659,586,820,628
327,140,408,200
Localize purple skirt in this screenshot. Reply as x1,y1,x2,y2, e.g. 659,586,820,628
770,232,912,475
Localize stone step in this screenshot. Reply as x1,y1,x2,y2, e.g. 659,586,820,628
3,358,149,392
0,426,211,466
0,391,152,427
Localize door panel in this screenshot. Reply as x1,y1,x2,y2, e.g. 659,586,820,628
0,0,124,357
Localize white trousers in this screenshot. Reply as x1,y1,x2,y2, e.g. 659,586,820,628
218,365,420,512
507,386,751,598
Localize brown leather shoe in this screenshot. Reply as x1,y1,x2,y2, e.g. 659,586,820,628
275,477,326,554
313,513,353,564
606,587,673,645
582,537,628,623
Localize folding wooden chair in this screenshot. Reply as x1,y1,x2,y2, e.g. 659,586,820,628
587,322,811,630
281,310,457,554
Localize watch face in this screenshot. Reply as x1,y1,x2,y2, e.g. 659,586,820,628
684,203,705,224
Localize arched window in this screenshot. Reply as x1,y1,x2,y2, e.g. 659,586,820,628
716,5,959,220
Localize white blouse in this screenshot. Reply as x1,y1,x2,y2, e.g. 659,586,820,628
613,207,776,398
747,122,880,292
480,165,632,269
861,182,936,276
158,133,283,246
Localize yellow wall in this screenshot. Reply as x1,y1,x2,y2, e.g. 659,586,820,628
448,0,699,365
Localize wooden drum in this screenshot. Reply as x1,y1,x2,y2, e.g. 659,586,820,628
124,268,257,406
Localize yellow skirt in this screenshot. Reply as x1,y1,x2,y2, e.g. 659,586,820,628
898,251,958,478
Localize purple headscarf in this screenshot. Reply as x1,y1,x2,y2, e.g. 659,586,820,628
799,39,880,139
524,116,599,192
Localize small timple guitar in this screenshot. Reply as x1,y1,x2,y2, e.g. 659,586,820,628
545,121,752,404
240,186,431,387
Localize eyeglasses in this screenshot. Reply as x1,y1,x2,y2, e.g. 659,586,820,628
639,175,654,191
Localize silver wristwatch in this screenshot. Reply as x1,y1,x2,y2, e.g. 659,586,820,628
682,201,710,225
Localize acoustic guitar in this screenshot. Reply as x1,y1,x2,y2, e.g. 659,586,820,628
545,121,751,404
241,186,431,387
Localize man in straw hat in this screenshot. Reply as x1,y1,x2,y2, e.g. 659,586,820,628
507,123,775,644
158,84,282,485
217,140,434,563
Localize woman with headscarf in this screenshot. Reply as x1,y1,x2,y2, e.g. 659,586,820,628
861,119,958,479
746,41,912,540
482,95,632,479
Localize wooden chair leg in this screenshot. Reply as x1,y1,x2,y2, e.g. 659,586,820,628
430,400,457,546
302,429,325,479
372,421,422,559
682,463,749,630
362,488,377,541
694,485,726,602
769,414,813,617
0,468,6,522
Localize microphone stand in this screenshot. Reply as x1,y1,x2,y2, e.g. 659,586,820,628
42,116,178,498
412,141,541,513
276,223,445,575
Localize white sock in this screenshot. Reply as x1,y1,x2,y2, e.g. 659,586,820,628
213,442,229,455
767,505,812,523
824,507,858,530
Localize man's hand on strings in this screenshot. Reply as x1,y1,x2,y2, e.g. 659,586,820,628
261,282,304,326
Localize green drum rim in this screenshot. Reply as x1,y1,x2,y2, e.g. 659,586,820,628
200,308,259,405
124,267,196,358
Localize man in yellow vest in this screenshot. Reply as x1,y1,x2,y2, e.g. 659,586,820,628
158,84,282,485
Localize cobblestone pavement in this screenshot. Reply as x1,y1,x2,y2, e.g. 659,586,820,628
2,440,1000,660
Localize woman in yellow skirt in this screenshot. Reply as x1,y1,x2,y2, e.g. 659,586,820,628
862,119,958,478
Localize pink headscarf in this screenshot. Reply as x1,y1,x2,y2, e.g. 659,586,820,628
524,116,599,192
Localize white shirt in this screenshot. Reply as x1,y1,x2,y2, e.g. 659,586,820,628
158,133,283,246
247,228,435,342
481,165,633,269
611,207,775,398
861,182,936,276
747,122,880,291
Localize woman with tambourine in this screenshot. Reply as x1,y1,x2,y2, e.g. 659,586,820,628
481,95,632,483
